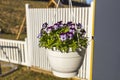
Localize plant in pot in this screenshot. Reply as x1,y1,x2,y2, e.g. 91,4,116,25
37,21,88,78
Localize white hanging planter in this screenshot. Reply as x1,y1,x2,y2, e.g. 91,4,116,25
47,49,85,78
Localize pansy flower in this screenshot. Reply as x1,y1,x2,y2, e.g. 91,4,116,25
60,33,67,41
67,21,72,26
53,23,59,30
67,32,74,40
42,22,48,29
46,26,53,34
59,24,64,27
57,21,64,27
80,29,86,35
57,21,62,24
69,24,75,28
69,28,76,34
76,23,82,29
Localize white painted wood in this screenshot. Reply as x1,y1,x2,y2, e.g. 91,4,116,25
0,39,28,66
0,39,25,44
86,2,94,80
25,4,33,67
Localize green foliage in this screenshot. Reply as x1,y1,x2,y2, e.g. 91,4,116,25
0,0,49,34
38,21,88,53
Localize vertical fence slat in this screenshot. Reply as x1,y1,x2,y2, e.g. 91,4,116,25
0,39,27,65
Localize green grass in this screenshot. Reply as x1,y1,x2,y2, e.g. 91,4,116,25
0,64,73,80
0,33,26,40
0,0,66,40
0,0,49,39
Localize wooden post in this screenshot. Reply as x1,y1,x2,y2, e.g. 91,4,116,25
47,0,58,8
16,17,26,40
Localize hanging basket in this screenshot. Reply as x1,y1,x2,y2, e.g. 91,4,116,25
37,0,88,78
38,20,87,78
47,49,85,78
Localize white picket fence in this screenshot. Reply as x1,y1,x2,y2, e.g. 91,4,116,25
0,39,28,66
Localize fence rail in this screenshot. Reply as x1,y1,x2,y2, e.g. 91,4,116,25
0,39,28,66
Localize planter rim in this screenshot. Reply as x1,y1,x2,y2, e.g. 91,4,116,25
47,49,82,57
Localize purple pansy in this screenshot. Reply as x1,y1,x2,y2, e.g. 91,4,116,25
59,24,64,27
60,33,67,41
80,29,86,35
42,22,48,29
57,21,62,24
69,28,76,34
67,21,72,26
67,32,74,40
69,24,75,28
76,23,82,29
53,23,59,30
57,21,64,27
46,26,53,34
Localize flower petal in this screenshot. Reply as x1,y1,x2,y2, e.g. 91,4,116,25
42,22,48,29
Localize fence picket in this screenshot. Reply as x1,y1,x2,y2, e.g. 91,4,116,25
0,39,27,66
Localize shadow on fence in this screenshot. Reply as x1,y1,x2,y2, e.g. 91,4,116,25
0,45,23,65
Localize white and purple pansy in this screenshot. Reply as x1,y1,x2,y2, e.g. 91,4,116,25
53,23,59,30
69,28,76,34
46,26,53,34
42,22,48,29
67,32,74,40
69,24,75,28
60,33,67,41
59,24,64,27
76,23,82,29
57,21,62,24
80,29,86,35
57,21,64,27
67,21,72,26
